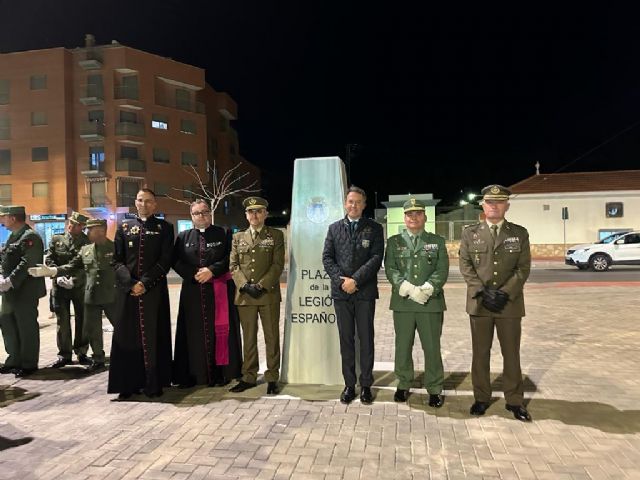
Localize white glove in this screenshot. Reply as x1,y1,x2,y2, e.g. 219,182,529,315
28,264,58,277
409,287,430,304
56,276,74,290
0,276,13,293
398,280,415,298
419,281,434,297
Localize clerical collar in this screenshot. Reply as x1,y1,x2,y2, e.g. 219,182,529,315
139,216,148,222
198,228,206,233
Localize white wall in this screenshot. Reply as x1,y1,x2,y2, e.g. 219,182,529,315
507,191,640,244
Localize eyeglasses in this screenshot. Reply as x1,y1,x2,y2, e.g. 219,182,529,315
191,211,211,217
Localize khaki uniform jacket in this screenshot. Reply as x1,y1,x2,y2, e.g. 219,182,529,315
0,225,47,313
230,226,284,306
57,240,116,305
459,220,531,317
385,230,449,312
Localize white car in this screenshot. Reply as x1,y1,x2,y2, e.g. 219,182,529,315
565,231,640,271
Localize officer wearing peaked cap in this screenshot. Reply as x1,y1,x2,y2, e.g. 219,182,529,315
229,195,284,394
384,198,449,407
45,211,91,368
459,184,533,422
0,205,46,377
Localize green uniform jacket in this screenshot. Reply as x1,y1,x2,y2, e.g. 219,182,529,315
57,240,116,305
459,220,531,317
384,230,449,312
0,225,46,312
230,226,285,306
45,231,90,296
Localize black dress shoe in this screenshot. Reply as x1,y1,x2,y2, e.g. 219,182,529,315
50,358,69,369
178,382,196,389
87,362,106,372
428,394,445,408
266,382,279,395
340,386,356,404
144,389,163,398
470,401,489,416
116,392,133,401
394,389,409,402
505,404,532,422
14,368,37,378
360,387,373,405
77,354,92,366
229,381,257,393
0,365,17,374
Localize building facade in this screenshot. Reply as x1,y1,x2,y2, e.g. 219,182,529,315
0,35,259,245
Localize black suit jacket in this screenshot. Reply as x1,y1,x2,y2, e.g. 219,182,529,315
322,216,384,301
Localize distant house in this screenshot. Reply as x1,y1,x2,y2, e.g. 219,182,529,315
507,170,640,253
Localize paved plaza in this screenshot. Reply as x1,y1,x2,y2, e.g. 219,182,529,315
1,266,639,479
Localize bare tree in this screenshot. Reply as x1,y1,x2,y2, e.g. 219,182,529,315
166,160,259,221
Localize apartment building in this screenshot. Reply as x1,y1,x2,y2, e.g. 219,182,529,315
0,35,259,245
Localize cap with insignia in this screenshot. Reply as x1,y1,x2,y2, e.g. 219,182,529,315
0,205,25,216
86,218,107,229
403,198,426,213
481,184,511,201
243,196,268,211
69,211,90,225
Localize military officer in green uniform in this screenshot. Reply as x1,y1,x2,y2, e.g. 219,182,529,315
0,205,46,377
29,219,115,371
229,196,285,395
46,211,91,367
459,184,532,422
384,199,449,407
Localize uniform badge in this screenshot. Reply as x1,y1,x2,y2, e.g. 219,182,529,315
84,251,90,256
130,226,140,235
423,243,438,252
128,241,134,247
491,186,501,194
362,239,370,248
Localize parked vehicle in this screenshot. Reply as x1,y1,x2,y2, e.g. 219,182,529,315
565,231,640,271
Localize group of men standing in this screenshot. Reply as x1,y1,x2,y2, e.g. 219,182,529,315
1,182,532,421
322,184,532,422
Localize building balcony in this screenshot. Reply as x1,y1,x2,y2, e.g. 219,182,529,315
78,50,103,70
79,121,105,141
217,92,237,120
156,97,205,114
115,121,145,137
116,157,146,172
81,194,110,208
116,194,137,208
79,84,104,105
81,164,107,178
114,86,140,101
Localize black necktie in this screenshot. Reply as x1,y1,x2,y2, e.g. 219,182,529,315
350,221,358,234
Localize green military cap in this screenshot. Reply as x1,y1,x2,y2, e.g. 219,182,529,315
69,211,90,225
403,198,426,213
481,184,511,201
86,218,107,229
0,205,25,216
243,196,268,211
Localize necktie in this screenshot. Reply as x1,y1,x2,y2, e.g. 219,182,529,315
252,230,258,241
490,224,498,240
350,221,358,234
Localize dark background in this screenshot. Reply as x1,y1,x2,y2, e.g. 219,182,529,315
2,1,639,213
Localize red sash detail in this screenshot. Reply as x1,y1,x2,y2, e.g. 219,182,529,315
212,271,232,365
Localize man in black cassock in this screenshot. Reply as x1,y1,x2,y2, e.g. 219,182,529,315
172,199,242,387
108,189,174,400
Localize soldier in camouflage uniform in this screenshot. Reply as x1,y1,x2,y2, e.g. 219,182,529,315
30,218,115,371
46,211,91,368
0,205,46,378
459,185,532,422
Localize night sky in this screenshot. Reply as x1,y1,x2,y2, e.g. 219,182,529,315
2,2,640,212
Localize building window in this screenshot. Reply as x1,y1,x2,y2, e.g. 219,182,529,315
88,110,104,123
30,74,47,90
153,147,170,164
180,119,196,134
33,182,49,197
119,110,137,123
0,184,11,203
31,111,47,126
89,181,106,207
0,150,10,175
118,178,141,207
182,185,196,199
0,113,10,139
154,182,169,197
542,204,550,211
219,115,228,132
32,146,49,162
120,145,139,159
175,88,191,111
181,151,197,166
89,146,105,170
0,79,9,105
152,114,168,130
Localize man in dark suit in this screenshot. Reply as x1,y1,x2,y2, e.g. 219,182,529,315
459,184,532,422
322,186,384,404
